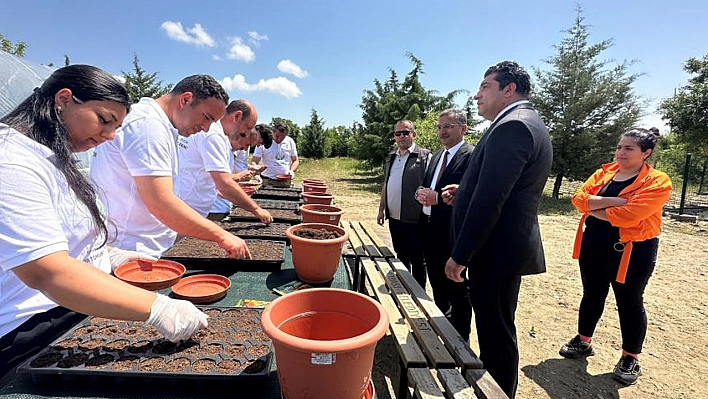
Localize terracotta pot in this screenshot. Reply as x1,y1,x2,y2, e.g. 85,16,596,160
261,288,388,399
285,223,348,283
299,204,344,225
302,192,334,205
241,186,256,196
303,183,328,193
303,178,325,185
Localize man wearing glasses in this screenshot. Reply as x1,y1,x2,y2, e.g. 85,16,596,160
377,120,430,287
175,99,272,224
91,75,251,259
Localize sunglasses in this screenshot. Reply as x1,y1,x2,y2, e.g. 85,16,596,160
393,130,412,137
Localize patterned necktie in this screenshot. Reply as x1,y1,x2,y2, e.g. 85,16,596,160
435,150,449,187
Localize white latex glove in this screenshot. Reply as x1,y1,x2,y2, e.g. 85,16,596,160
107,246,157,272
145,293,209,342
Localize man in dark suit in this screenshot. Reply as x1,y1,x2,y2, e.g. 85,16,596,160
415,109,474,338
377,119,430,287
444,61,553,398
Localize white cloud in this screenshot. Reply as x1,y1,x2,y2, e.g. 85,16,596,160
277,60,308,79
227,37,255,62
247,31,268,47
219,74,302,98
212,54,222,61
160,21,215,48
113,75,126,84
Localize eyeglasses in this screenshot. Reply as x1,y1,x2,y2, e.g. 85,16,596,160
436,123,460,130
393,130,412,137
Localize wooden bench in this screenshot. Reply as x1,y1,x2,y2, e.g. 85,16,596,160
345,221,508,399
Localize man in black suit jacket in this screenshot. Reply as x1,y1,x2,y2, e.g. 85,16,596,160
415,108,474,338
444,61,553,399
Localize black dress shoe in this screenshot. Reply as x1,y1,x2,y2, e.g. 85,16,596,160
613,355,641,385
559,335,595,359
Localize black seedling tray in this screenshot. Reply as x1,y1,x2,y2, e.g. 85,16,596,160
163,238,286,271
227,208,302,225
17,307,272,383
254,199,302,210
252,189,302,201
217,221,289,242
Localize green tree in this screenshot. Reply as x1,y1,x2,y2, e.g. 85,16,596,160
355,52,462,166
122,53,172,103
270,117,301,143
659,54,708,153
0,33,27,57
533,8,643,198
300,109,327,159
326,125,352,157
64,55,70,67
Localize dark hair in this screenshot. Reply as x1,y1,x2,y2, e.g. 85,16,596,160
484,61,531,97
255,123,273,149
395,119,416,131
1,64,131,246
226,99,252,118
621,129,657,152
171,75,229,105
273,122,289,135
439,108,467,125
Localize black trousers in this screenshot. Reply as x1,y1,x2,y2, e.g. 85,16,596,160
578,236,658,354
388,217,426,287
0,306,86,383
469,271,522,399
422,217,472,339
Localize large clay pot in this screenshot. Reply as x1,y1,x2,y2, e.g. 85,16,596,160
302,192,334,205
261,288,388,399
285,223,348,283
303,183,328,193
303,178,325,185
299,204,344,225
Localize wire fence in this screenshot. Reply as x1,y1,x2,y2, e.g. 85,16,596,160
545,151,708,219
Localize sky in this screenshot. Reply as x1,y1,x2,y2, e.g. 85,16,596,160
2,0,707,133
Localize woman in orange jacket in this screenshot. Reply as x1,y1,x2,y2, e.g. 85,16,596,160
559,129,671,385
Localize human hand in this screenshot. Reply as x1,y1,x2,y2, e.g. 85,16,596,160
441,184,459,206
254,208,273,225
415,187,438,206
217,233,252,259
445,257,467,282
107,246,157,272
232,170,253,182
286,169,295,178
249,164,267,174
145,293,208,342
377,209,385,226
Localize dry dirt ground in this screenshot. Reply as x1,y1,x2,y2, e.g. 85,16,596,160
334,193,708,399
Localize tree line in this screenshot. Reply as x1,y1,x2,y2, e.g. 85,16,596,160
3,8,707,198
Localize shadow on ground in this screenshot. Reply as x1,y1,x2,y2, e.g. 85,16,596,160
336,168,384,195
371,335,398,399
522,357,629,399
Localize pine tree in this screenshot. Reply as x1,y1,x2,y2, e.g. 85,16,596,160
300,109,327,159
122,53,172,103
533,7,643,198
0,33,27,57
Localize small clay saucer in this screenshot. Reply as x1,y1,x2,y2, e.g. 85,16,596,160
171,274,231,304
241,186,256,196
275,174,292,180
114,259,185,291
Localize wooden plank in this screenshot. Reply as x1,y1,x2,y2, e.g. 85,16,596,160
409,368,445,399
438,369,478,399
361,259,427,367
389,259,483,370
341,220,367,257
351,220,383,258
463,369,509,399
360,221,396,258
377,260,456,368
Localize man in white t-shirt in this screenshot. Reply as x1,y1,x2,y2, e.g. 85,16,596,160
90,75,250,259
252,122,299,184
176,100,272,223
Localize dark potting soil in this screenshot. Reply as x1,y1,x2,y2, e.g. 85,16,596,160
293,227,344,240
217,221,289,238
254,199,301,210
229,207,302,223
165,238,285,261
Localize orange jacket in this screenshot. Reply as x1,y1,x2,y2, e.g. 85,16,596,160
572,162,672,283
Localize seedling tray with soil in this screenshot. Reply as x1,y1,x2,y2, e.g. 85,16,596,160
164,238,286,270
228,208,302,225
17,307,272,383
216,221,289,241
251,189,302,201
254,199,302,210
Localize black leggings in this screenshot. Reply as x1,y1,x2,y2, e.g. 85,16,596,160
0,306,85,381
577,236,658,354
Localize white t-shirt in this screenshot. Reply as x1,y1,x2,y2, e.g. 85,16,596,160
176,121,231,217
0,125,110,338
254,136,297,178
210,148,249,214
89,97,180,257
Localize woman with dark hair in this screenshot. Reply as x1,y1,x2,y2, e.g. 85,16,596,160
0,65,207,379
559,129,672,385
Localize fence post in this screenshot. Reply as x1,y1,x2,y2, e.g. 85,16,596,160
698,158,707,194
679,153,692,215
